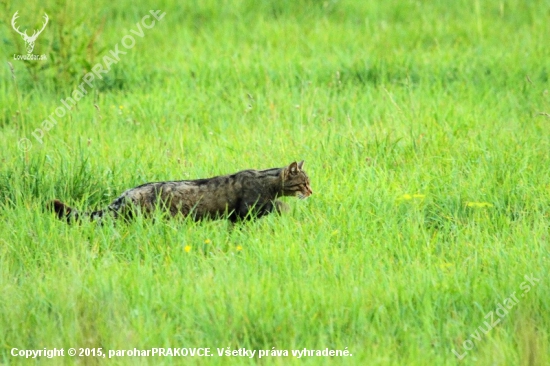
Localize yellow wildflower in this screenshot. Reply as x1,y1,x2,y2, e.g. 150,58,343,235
399,194,425,200
204,239,211,244
466,202,493,208
236,245,243,251
184,245,191,253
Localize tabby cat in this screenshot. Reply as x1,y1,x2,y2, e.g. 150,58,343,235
50,161,312,223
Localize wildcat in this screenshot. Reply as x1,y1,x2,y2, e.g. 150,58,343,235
50,161,312,223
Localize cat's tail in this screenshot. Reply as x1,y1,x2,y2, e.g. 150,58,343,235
48,199,106,223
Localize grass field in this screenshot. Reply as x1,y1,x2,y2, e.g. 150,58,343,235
1,0,550,364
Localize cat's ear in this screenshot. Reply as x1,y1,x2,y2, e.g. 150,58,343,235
297,160,305,170
289,161,299,175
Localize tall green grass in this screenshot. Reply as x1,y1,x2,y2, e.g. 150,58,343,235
1,0,549,364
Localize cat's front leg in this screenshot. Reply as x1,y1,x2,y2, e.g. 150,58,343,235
257,200,288,217
236,200,272,220
274,200,289,214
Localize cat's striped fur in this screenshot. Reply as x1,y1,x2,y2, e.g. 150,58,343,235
50,161,312,223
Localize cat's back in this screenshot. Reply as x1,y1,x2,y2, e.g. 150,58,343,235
118,168,253,199
116,166,284,206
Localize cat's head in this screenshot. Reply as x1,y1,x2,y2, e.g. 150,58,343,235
282,161,312,199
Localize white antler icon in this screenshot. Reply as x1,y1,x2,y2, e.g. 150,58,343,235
11,11,49,54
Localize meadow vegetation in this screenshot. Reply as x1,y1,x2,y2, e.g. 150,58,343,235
1,0,549,364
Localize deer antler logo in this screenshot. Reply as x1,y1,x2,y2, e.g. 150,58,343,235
11,11,49,54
